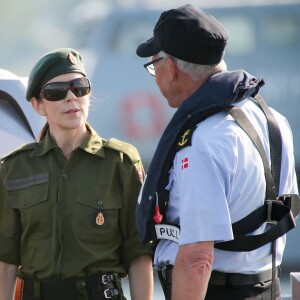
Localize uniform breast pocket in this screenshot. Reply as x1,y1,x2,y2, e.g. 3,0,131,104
76,187,122,238
6,184,48,210
5,174,50,239
5,173,49,210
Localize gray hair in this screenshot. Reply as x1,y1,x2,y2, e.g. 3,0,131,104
159,51,227,81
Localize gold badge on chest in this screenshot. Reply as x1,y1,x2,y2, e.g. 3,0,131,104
93,210,107,227
96,212,105,226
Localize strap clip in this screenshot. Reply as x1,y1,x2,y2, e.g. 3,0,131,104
279,194,300,218
266,200,282,224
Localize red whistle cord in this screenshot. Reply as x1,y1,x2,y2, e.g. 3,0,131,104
153,192,163,224
154,206,163,224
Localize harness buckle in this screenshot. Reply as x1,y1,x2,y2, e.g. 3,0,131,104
266,200,282,224
279,194,300,218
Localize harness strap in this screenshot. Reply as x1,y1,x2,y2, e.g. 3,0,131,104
227,105,276,199
215,201,295,251
215,95,296,251
220,95,284,300
254,94,282,197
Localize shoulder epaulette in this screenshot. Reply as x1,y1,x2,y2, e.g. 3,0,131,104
103,138,141,164
176,125,198,151
1,142,36,163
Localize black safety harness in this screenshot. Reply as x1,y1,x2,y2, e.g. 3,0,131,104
218,95,299,297
220,94,298,299
136,70,298,246
156,94,299,299
152,94,299,248
215,94,298,252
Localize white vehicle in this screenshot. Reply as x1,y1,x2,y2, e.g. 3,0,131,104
0,69,44,157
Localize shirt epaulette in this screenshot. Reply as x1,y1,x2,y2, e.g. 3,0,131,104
1,142,36,163
103,138,141,165
176,125,197,151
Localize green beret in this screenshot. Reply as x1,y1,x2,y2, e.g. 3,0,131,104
26,48,86,101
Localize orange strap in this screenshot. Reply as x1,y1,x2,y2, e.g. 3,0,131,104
14,278,22,300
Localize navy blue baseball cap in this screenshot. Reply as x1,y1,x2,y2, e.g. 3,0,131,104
136,4,228,65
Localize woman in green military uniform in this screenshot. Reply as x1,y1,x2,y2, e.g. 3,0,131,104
0,48,153,300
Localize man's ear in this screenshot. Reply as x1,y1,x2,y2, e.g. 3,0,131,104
167,56,179,81
31,97,46,116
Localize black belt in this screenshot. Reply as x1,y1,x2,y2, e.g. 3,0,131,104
22,273,121,300
158,265,280,287
209,267,281,285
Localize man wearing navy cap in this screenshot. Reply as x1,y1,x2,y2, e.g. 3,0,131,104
136,4,299,300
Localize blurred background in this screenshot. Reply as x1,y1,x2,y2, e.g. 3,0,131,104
1,0,300,298
2,0,300,169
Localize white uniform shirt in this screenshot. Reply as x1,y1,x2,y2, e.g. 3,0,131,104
154,98,298,273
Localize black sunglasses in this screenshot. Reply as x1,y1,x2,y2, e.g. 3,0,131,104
40,77,91,101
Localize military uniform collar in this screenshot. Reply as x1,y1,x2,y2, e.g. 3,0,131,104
79,124,105,157
31,123,105,158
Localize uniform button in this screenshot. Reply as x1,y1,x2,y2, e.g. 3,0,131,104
62,173,68,179
24,200,29,207
61,234,64,241
60,204,64,209
97,200,103,206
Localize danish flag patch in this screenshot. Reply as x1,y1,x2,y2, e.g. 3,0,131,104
181,157,189,169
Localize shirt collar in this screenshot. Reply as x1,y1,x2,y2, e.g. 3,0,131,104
79,124,105,157
30,123,105,158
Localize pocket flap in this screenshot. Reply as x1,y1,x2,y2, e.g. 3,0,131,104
76,186,122,209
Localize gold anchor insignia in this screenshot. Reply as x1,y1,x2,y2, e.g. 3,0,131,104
178,129,191,146
96,212,105,226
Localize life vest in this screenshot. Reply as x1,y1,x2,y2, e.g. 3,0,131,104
136,70,299,250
